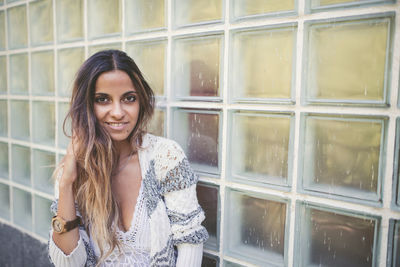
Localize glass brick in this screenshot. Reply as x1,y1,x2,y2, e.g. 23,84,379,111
56,0,84,42
33,149,55,194
301,115,385,202
148,108,165,137
231,26,296,102
172,109,220,175
226,189,287,266
10,100,29,141
173,35,222,99
202,253,219,266
126,40,166,96
0,142,8,179
13,187,32,231
11,144,31,186
232,0,295,19
174,0,222,27
309,0,394,11
297,204,377,267
58,102,71,149
89,43,122,56
29,0,53,46
32,101,55,146
7,5,27,49
224,261,245,267
87,0,121,39
125,0,165,33
305,17,392,105
0,100,7,137
0,11,5,50
392,221,400,266
34,195,52,238
0,182,10,220
230,111,292,186
31,50,55,96
0,56,7,93
57,47,84,97
9,53,28,95
197,183,219,250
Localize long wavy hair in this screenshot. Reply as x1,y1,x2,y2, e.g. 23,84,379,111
62,50,154,263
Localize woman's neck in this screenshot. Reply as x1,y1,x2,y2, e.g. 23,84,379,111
114,140,135,159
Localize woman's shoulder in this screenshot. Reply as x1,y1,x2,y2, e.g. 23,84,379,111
143,133,185,158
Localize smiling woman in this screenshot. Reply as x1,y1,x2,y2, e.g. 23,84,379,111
48,50,208,267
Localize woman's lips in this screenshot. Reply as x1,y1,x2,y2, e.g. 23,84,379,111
105,122,128,130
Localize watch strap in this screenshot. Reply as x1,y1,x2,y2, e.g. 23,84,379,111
64,216,81,232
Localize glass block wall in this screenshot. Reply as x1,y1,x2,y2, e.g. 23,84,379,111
0,0,400,266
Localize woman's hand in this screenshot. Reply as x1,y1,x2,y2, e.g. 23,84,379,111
59,139,79,188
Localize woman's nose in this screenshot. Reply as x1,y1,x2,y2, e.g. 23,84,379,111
110,102,124,118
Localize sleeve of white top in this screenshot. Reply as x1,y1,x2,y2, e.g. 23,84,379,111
176,243,203,267
48,230,87,267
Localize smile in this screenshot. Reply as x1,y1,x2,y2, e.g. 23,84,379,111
106,122,127,126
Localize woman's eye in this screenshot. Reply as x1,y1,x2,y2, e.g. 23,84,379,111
95,97,109,103
124,95,136,102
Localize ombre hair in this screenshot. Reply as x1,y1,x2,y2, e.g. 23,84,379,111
62,50,154,263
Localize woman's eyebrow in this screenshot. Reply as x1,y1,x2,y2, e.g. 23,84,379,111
122,90,137,96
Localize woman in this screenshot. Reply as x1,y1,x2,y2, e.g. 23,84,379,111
48,50,208,267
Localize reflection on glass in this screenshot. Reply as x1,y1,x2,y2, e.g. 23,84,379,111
197,183,218,249
89,43,122,56
88,0,121,39
174,0,222,26
0,56,6,93
306,17,391,103
12,144,31,186
0,183,9,220
58,47,85,97
32,51,54,96
7,5,27,49
226,190,286,265
125,0,165,33
0,11,5,50
10,53,28,95
302,115,384,200
232,27,295,101
148,109,165,137
231,112,291,185
34,195,52,238
32,101,55,146
13,188,32,230
56,0,84,42
173,35,221,98
233,0,295,18
10,100,29,141
29,0,53,46
58,102,71,149
300,206,376,267
33,149,55,195
202,254,219,267
172,109,220,174
0,142,8,179
126,40,166,96
0,100,7,137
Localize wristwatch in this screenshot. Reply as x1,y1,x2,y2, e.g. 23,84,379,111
51,215,81,234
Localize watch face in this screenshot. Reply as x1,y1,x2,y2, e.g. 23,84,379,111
53,219,63,232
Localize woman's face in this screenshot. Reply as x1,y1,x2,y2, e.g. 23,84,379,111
94,70,140,143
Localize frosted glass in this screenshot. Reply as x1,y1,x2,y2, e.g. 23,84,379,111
174,0,222,27
125,0,165,33
197,183,218,249
0,56,7,93
29,0,53,46
202,254,218,266
172,109,220,174
56,0,84,42
148,109,165,137
7,5,27,49
10,100,29,141
10,53,28,95
299,205,376,267
13,188,32,230
33,149,55,194
393,222,400,266
32,101,55,146
233,0,295,18
87,0,121,39
231,112,292,185
173,35,222,98
32,51,54,96
226,190,286,265
12,144,31,186
302,115,384,200
306,17,391,103
58,102,71,149
57,47,84,97
0,100,7,137
310,0,394,8
126,40,166,96
0,183,10,220
224,261,245,267
0,142,8,179
232,27,295,101
34,195,52,238
0,11,5,50
89,43,122,56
